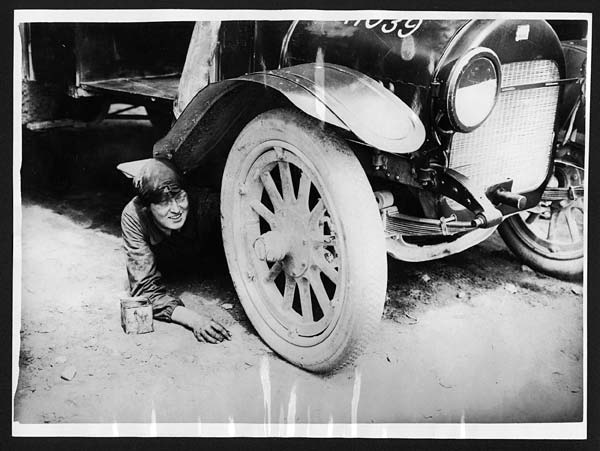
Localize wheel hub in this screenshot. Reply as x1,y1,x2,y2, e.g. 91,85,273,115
253,207,314,278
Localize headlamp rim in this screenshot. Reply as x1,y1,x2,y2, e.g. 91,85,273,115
445,47,502,133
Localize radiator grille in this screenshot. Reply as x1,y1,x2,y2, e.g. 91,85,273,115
448,60,559,193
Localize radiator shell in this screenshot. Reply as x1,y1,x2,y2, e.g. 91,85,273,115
448,60,560,193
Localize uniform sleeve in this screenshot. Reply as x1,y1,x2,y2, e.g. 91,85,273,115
121,206,184,321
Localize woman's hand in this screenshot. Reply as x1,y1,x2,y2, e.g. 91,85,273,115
171,306,232,343
191,314,231,343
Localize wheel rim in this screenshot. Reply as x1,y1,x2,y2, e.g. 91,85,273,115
231,140,345,346
511,160,584,260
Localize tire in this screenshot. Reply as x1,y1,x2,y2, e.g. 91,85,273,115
499,159,584,280
21,80,65,124
22,81,109,125
221,108,387,372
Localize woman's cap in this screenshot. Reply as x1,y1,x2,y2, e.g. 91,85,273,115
133,158,183,204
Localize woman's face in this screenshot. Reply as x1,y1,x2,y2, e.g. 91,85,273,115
149,190,189,231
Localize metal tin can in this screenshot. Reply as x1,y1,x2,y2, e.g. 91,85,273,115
120,296,154,334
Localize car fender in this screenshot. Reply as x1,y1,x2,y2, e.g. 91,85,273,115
153,79,255,172
236,63,425,154
153,63,426,171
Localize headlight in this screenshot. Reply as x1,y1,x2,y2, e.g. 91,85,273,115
445,47,501,132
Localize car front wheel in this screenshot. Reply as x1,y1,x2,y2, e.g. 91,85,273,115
221,108,387,372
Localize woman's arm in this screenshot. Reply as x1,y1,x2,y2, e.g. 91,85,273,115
121,204,184,321
121,202,231,343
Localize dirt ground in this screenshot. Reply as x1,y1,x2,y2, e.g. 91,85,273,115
13,118,584,430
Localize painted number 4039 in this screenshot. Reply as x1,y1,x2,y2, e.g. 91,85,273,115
344,19,423,38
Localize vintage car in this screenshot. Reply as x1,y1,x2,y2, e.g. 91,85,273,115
20,18,587,372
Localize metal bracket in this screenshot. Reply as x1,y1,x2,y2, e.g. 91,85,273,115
486,179,527,210
568,186,578,201
67,85,96,99
416,167,437,188
439,169,503,228
372,152,386,171
430,80,442,98
439,214,457,236
373,153,421,188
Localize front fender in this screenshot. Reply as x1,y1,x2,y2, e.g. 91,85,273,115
153,79,260,173
237,63,425,154
153,63,426,173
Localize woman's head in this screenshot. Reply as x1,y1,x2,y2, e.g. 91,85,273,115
134,159,189,231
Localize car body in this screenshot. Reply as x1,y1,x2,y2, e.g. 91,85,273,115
155,20,572,261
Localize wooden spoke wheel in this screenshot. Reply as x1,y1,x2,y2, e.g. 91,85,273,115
221,108,387,372
500,158,584,280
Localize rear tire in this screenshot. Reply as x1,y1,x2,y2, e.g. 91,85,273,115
21,81,65,124
22,80,109,125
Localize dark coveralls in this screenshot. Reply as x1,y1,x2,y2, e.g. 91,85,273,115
121,189,220,321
